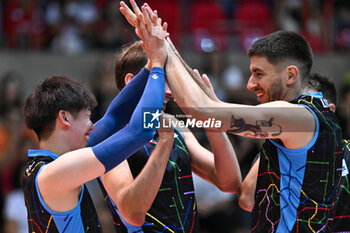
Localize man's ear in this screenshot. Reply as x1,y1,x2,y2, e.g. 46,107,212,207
58,110,70,127
285,65,299,86
124,73,135,85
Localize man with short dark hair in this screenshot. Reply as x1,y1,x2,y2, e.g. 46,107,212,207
238,72,341,213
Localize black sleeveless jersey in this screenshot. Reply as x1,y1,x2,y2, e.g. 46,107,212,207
23,150,102,233
332,139,350,232
252,94,343,232
102,129,200,233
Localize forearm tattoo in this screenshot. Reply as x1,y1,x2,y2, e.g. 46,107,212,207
227,115,282,138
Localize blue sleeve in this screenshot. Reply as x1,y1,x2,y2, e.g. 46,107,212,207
87,67,150,147
92,67,164,172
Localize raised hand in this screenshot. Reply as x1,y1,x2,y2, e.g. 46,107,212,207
120,0,219,102
135,5,168,68
119,0,141,28
120,0,167,40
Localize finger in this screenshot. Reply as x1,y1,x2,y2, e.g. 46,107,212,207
135,15,147,40
120,2,134,16
130,0,142,15
144,3,154,13
151,12,158,27
119,5,137,27
142,6,166,39
162,22,168,32
142,5,153,24
202,74,214,90
140,40,145,51
143,6,162,28
141,5,153,33
162,22,169,38
193,69,201,78
119,2,130,15
120,1,141,27
137,13,151,40
193,68,212,89
135,24,144,40
144,6,153,16
135,27,144,41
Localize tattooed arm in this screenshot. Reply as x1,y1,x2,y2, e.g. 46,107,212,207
202,100,316,149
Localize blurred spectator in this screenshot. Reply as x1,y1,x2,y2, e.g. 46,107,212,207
0,2,3,46
337,84,350,139
44,0,63,48
0,109,25,233
3,0,45,49
201,50,229,101
94,1,126,49
234,0,276,51
275,0,303,32
301,0,331,52
50,16,87,54
0,0,347,53
0,71,38,232
51,0,99,54
2,126,38,233
222,64,247,103
334,0,350,50
3,162,28,233
89,54,119,123
0,71,24,119
275,0,333,52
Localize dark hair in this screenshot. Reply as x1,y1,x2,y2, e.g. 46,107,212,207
24,75,97,140
308,73,337,106
248,31,313,83
115,41,147,90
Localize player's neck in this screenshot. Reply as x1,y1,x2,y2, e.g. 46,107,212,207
282,87,301,102
39,137,72,157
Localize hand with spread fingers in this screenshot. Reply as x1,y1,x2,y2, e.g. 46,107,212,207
135,5,168,67
120,0,167,41
119,0,218,101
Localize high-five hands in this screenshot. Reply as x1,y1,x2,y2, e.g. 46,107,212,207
120,0,219,101
119,0,168,40
120,0,168,67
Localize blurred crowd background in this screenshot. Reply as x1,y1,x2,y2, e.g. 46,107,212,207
0,0,350,233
